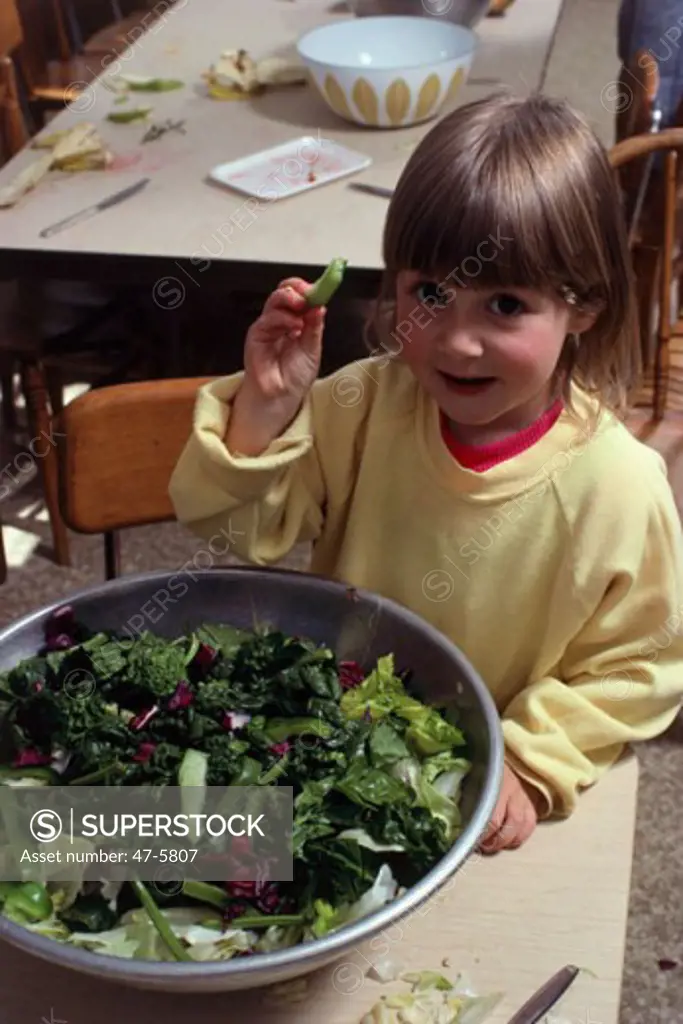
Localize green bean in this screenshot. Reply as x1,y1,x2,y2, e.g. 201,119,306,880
306,257,347,307
230,913,304,929
130,880,192,962
182,880,229,909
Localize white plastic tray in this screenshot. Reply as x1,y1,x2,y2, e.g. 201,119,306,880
209,135,372,200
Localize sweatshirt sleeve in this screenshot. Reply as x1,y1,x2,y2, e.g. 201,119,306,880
501,461,683,818
168,368,369,565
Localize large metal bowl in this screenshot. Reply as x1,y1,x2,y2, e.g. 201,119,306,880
0,567,503,993
346,0,491,29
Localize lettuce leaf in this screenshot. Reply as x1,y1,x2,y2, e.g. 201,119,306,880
340,655,466,755
309,864,397,938
337,828,405,853
391,756,468,840
66,906,258,961
335,760,412,808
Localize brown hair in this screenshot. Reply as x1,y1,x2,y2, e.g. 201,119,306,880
367,90,640,417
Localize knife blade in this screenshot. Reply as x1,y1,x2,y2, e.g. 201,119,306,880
349,181,395,199
506,965,580,1024
39,177,151,238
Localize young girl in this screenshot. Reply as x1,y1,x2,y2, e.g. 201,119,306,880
169,92,683,854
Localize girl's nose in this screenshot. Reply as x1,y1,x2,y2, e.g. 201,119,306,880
440,326,485,359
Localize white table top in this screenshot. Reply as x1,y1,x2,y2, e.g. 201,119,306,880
0,0,563,280
0,756,638,1024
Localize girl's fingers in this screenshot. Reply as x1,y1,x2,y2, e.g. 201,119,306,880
298,306,325,359
479,801,507,852
264,280,310,313
251,309,304,341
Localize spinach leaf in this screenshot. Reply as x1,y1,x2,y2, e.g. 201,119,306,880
58,892,118,933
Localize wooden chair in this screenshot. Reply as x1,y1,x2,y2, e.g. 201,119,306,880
0,44,27,584
57,377,213,578
0,10,163,573
610,48,683,421
610,126,683,421
77,1,166,60
12,0,96,125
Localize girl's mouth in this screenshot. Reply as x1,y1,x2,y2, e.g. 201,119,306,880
438,372,497,395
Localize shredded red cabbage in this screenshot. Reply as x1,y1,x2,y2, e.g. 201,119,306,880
132,742,156,763
339,660,365,689
129,705,159,731
13,748,52,768
167,681,193,711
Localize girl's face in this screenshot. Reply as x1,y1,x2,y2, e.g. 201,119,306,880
394,272,595,444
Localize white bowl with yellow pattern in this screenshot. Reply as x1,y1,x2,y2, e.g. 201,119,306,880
296,16,476,129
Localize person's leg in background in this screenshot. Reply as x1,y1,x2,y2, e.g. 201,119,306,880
617,0,683,129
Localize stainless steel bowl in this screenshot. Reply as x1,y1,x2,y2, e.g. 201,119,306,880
346,0,491,29
0,567,503,992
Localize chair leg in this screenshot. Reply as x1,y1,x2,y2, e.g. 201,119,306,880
0,521,7,584
632,246,659,373
654,336,670,422
46,367,63,418
104,531,121,580
19,359,71,567
0,362,17,433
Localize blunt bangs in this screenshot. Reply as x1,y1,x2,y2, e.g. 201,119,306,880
382,91,626,306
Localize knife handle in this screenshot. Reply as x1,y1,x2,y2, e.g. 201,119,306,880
510,965,580,1024
40,206,96,239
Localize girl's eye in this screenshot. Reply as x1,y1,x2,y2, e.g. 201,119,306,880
414,281,448,307
488,293,527,317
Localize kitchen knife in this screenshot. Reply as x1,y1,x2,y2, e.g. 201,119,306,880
39,177,151,238
506,965,580,1024
349,181,395,199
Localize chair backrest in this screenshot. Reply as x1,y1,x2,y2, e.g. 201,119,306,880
13,0,72,96
58,377,214,534
613,49,683,243
0,2,23,59
0,56,28,163
609,127,683,415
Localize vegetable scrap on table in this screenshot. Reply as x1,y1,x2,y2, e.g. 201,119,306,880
108,74,185,94
0,606,472,965
263,969,503,1023
204,48,308,99
141,119,187,143
0,124,112,208
107,107,154,124
359,969,503,1023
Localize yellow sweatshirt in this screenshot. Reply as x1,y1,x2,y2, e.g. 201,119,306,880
169,357,683,817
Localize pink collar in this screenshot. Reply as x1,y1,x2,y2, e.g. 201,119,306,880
440,399,564,472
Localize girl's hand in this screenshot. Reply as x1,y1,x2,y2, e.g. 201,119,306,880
243,277,325,407
478,763,540,854
227,278,326,456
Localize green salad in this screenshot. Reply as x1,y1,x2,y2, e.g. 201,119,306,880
0,605,471,963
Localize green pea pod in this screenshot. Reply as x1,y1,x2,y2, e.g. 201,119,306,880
306,257,347,307
3,882,53,923
107,107,153,124
127,78,184,92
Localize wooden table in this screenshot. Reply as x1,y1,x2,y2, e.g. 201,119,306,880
0,0,564,295
0,757,638,1024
